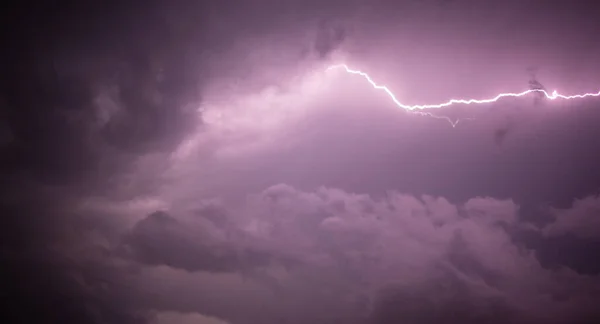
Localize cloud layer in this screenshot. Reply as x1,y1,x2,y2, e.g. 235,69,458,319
66,183,600,324
4,1,600,324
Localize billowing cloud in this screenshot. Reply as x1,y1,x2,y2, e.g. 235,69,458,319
65,183,599,324
543,195,600,239
4,2,600,324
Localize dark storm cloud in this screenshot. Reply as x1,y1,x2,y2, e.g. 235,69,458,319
0,2,206,193
369,276,518,324
528,196,600,275
0,1,212,323
314,19,347,59
123,210,277,273
542,195,600,239
75,184,600,324
4,0,600,324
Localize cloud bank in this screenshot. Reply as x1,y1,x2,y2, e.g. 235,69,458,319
4,1,600,324
65,183,600,324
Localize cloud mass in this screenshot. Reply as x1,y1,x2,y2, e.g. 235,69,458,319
3,1,600,324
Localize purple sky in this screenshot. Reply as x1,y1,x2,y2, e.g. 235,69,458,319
2,1,600,323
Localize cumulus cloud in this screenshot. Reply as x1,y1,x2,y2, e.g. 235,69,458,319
543,195,600,239
62,183,598,324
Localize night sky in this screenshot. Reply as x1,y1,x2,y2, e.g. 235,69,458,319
2,1,600,323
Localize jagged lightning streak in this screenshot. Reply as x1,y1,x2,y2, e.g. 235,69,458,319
326,64,600,127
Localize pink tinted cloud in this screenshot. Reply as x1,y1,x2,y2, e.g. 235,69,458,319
543,195,600,239
81,184,599,323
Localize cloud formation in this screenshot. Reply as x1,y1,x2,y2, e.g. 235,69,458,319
543,195,600,239
4,1,600,324
64,183,599,324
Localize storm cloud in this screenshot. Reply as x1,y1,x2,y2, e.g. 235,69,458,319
3,1,600,324
69,184,600,324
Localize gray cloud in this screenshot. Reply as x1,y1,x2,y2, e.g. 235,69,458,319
66,184,599,324
122,209,280,273
543,195,600,239
5,2,600,324
314,19,347,59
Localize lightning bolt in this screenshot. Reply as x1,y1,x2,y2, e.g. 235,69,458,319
326,64,600,127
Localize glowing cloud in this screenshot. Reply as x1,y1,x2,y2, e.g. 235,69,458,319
327,64,600,126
